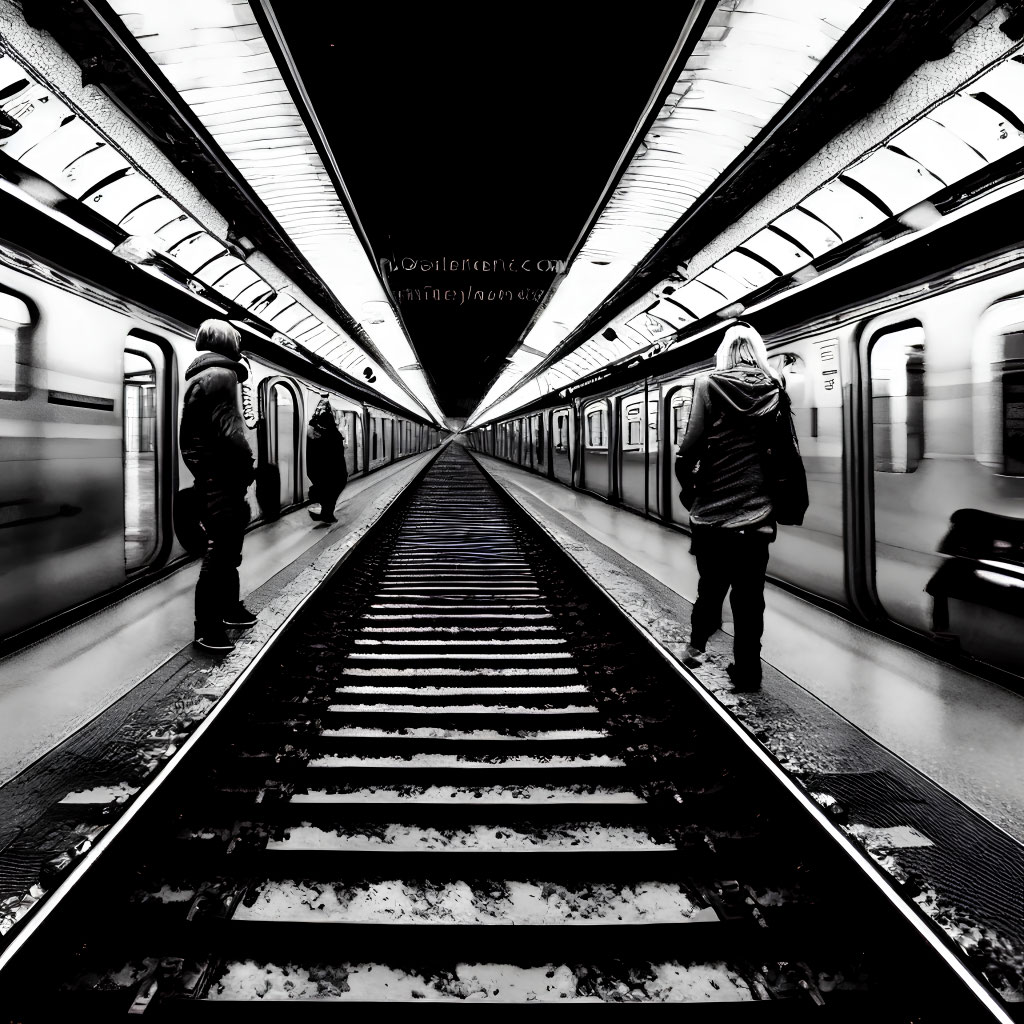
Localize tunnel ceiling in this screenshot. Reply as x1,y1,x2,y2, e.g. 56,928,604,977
12,0,1011,422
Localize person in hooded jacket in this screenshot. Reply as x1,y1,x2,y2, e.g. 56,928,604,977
675,323,783,691
306,395,347,524
179,319,257,653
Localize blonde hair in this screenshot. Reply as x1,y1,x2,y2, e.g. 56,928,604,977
715,322,777,379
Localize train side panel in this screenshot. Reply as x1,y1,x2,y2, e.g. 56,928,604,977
860,269,1024,676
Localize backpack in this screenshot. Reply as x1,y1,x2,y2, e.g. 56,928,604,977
761,387,809,527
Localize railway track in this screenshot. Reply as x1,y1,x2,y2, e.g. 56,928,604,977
0,444,1007,1018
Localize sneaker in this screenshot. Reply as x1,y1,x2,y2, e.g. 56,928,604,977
682,643,705,668
195,629,235,653
223,604,258,629
726,663,761,692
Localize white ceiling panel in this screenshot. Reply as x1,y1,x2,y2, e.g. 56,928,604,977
468,0,871,427
738,227,810,275
842,148,945,215
887,117,987,185
168,231,228,273
798,180,886,241
108,0,443,422
695,266,746,302
715,250,778,290
90,172,166,225
927,93,1024,163
770,207,843,256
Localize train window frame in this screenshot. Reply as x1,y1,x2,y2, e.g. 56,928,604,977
553,408,570,453
667,381,697,448
585,403,607,450
622,399,643,451
974,299,1024,477
260,376,303,508
0,290,33,401
867,322,925,474
123,331,173,573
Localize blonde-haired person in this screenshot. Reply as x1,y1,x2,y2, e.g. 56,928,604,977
179,319,258,653
675,322,783,691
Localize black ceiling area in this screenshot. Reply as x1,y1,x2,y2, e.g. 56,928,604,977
264,3,698,417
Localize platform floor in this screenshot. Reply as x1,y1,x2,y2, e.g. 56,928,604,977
472,452,1024,846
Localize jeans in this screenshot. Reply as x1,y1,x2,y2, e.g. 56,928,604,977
688,525,773,681
195,489,249,632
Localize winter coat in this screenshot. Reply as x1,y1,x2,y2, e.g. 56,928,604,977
677,365,781,528
306,400,347,496
179,353,255,495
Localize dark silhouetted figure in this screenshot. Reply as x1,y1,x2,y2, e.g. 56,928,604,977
675,323,784,691
306,395,347,524
179,319,257,653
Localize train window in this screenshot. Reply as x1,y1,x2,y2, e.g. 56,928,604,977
269,382,300,506
124,350,158,570
535,414,545,466
974,310,1024,476
647,399,659,453
0,291,31,398
554,412,568,451
870,325,925,473
623,401,643,449
585,406,606,449
371,417,379,461
1005,348,1024,476
670,384,695,446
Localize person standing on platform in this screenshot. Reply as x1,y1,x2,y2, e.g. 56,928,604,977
179,319,258,653
675,322,784,691
306,395,348,524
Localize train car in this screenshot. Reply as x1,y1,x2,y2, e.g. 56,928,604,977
0,230,441,647
469,188,1024,683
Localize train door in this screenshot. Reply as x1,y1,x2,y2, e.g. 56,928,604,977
581,399,611,498
337,407,360,478
123,334,170,571
863,298,1024,676
513,419,523,465
646,385,661,518
666,381,696,527
533,413,546,473
619,390,646,512
551,407,572,484
266,379,302,509
764,340,844,604
354,410,366,474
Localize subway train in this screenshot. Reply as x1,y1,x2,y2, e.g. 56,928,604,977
468,183,1024,684
0,221,442,648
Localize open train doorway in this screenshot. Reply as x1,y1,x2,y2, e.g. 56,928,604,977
123,340,164,571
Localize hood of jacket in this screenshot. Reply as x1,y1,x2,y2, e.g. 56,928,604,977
308,397,339,437
185,352,248,383
708,365,779,418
